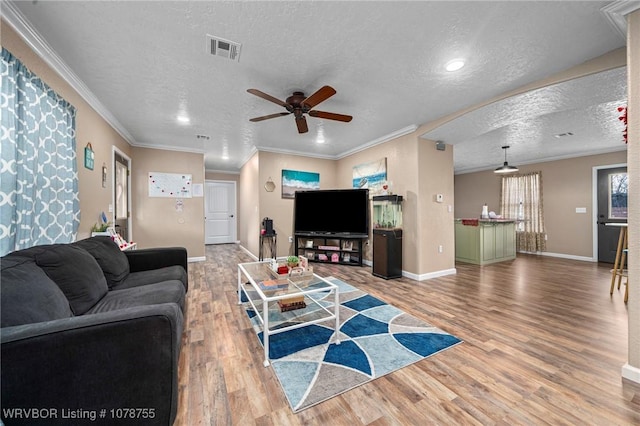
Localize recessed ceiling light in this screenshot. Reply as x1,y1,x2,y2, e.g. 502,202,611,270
445,59,465,72
177,115,190,124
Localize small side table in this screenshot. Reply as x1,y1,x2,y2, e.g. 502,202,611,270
259,233,277,261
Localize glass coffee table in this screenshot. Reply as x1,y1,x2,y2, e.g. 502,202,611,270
237,259,340,366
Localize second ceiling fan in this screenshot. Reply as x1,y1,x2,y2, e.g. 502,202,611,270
247,85,352,134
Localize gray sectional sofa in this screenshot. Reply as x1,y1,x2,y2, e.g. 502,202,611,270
0,236,188,425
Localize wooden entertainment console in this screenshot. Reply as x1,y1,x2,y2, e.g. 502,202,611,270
294,233,366,266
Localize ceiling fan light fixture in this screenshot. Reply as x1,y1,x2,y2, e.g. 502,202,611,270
494,145,518,174
247,85,352,134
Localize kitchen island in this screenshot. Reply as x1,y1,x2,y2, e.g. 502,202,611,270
454,219,516,265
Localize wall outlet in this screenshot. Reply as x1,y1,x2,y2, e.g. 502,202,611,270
436,194,443,203
288,236,293,243
438,245,443,253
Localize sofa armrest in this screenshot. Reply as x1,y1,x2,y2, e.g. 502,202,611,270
125,247,187,275
1,304,183,426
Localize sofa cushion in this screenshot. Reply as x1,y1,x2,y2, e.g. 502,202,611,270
113,265,187,291
74,236,130,289
85,281,186,314
35,245,108,315
1,257,73,327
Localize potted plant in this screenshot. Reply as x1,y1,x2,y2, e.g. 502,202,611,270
286,255,299,268
90,222,111,237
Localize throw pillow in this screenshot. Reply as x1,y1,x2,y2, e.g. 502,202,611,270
35,245,108,315
74,236,130,289
1,257,73,327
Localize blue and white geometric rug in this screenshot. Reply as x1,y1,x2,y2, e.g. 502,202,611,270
241,277,462,412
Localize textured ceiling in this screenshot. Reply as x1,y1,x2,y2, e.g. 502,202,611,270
5,1,631,173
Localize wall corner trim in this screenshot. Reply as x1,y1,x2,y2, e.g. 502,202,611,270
622,363,640,384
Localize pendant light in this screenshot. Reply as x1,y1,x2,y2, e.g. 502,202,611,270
494,145,519,174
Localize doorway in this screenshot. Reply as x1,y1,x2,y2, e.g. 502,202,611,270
595,165,627,263
113,149,132,242
205,180,237,244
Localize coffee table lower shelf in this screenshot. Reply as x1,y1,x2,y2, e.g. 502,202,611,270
237,262,340,367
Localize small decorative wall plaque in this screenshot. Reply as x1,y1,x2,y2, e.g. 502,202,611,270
84,142,95,170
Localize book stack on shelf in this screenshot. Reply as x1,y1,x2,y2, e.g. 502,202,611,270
278,295,306,312
258,279,289,292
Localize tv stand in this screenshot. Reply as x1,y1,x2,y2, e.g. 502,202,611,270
294,233,366,266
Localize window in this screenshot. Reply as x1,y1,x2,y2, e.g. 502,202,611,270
608,172,627,219
500,172,546,253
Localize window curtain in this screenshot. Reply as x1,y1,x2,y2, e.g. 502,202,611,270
500,171,546,253
1,48,79,256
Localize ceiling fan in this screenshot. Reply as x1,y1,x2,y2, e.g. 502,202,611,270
247,85,352,134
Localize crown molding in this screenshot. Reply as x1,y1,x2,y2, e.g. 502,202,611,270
337,125,418,159
2,1,137,145
131,142,205,155
601,1,640,40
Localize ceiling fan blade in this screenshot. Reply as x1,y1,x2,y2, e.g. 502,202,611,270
247,89,288,108
302,85,336,109
308,110,353,122
295,116,309,133
249,112,290,122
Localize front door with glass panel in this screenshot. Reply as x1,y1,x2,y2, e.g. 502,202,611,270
114,152,130,241
597,167,627,263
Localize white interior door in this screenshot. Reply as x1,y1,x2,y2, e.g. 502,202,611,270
205,180,237,244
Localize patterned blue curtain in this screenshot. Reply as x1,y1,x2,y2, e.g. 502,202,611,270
1,48,79,255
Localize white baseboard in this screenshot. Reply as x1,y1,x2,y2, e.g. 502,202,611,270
399,268,457,281
188,256,206,263
622,363,640,384
519,251,596,262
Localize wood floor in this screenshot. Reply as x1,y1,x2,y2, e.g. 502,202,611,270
175,244,640,425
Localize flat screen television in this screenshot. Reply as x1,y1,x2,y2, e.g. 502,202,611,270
294,189,369,237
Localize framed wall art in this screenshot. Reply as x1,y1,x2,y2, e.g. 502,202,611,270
352,158,387,195
281,169,319,199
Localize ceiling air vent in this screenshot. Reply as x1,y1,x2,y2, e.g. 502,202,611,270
207,35,241,62
554,132,574,138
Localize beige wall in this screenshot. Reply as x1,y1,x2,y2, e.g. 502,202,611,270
257,151,337,257
335,131,455,277
239,129,457,278
626,10,640,379
239,153,260,255
417,137,456,273
1,21,131,239
455,151,627,259
131,147,205,258
205,171,239,181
